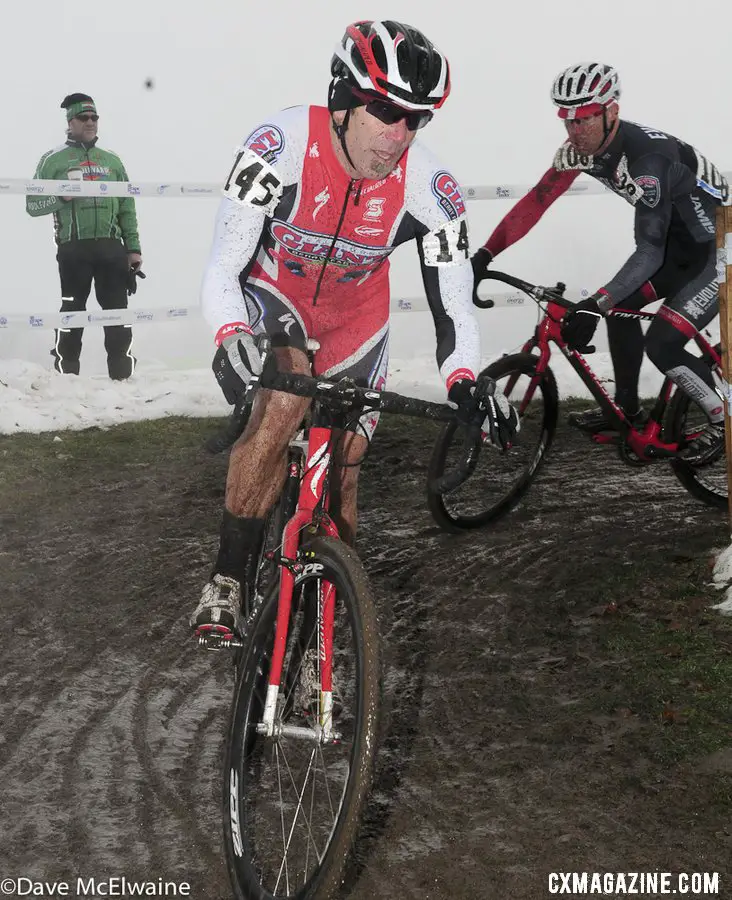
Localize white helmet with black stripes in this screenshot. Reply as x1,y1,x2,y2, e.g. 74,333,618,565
551,62,621,119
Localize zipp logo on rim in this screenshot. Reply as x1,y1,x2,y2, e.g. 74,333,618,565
229,769,243,856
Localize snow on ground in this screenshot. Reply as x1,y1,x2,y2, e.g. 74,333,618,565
0,351,667,436
4,350,732,615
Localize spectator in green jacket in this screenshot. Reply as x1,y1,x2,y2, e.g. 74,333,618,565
27,93,143,379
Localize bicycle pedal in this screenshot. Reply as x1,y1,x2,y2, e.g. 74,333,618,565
590,433,618,445
195,629,243,651
567,417,612,435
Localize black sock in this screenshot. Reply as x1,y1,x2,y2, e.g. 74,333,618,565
213,512,266,597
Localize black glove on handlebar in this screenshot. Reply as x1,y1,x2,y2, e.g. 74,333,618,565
212,328,263,405
449,376,520,450
448,378,481,428
561,294,605,349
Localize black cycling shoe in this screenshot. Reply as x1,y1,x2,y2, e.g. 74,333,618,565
682,421,725,466
568,405,648,434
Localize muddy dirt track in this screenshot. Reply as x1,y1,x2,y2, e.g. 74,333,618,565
1,415,731,899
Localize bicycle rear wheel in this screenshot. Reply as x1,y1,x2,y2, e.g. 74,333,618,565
250,470,301,616
427,352,559,532
664,348,728,510
223,536,380,900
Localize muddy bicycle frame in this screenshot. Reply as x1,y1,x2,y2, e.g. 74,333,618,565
218,353,489,744
487,271,721,461
261,416,341,743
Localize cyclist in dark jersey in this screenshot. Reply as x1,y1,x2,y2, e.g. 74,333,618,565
191,20,518,638
472,62,728,462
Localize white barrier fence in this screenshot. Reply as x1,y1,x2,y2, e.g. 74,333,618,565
4,173,730,329
4,175,700,201
0,291,534,332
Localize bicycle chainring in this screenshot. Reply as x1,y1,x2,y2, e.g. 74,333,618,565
617,438,650,468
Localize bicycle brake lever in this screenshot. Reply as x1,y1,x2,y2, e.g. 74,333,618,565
473,287,495,309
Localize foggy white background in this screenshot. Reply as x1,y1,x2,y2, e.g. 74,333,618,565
1,0,730,377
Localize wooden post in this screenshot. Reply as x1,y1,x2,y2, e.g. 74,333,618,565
716,205,732,533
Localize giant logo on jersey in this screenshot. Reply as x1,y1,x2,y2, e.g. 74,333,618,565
270,221,392,269
431,171,466,220
244,124,285,164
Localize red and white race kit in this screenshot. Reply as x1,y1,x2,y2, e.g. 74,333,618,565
201,105,480,432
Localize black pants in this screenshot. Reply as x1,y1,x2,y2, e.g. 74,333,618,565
607,238,718,416
53,238,136,379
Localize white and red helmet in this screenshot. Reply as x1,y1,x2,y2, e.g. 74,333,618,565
331,20,451,111
551,62,621,119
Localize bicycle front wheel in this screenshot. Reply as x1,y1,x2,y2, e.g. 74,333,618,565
427,352,559,532
223,536,380,900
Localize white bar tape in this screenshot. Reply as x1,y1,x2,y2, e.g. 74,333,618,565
0,292,539,331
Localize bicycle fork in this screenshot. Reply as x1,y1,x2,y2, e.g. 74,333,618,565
260,427,341,744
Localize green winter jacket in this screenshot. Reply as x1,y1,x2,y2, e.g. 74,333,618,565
26,139,141,252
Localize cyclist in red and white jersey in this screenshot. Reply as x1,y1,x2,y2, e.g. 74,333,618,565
191,20,518,638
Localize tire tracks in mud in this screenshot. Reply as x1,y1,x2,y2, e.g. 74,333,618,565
1,421,728,899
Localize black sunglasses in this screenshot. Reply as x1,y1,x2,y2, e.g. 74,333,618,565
351,88,433,131
76,114,99,123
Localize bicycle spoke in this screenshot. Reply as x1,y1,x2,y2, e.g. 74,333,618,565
224,537,379,899
315,741,338,823
274,744,291,896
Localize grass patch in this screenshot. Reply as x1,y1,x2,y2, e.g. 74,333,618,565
594,553,732,769
0,416,228,487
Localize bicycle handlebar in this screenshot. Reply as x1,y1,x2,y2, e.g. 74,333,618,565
258,369,485,496
259,369,454,422
475,270,574,310
206,343,488,495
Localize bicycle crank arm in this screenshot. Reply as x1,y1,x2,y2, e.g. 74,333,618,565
591,433,619,445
